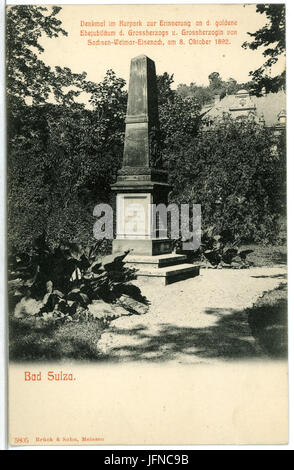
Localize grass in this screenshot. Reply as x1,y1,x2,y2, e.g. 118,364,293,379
246,282,288,358
241,244,287,267
9,314,108,361
8,243,287,362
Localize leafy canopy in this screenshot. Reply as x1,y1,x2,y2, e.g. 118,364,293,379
7,5,127,251
242,4,286,95
7,5,286,253
167,116,286,244
6,5,87,106
177,72,251,106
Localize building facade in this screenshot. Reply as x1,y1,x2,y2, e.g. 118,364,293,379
201,89,286,133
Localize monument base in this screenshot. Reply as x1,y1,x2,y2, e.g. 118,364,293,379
124,253,200,285
113,238,172,256
113,241,200,284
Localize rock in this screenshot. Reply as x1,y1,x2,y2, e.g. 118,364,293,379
46,280,53,293
88,300,129,320
14,297,43,318
42,311,54,321
117,294,149,315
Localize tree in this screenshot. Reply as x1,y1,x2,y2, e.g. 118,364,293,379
208,72,226,98
7,69,127,252
8,5,284,252
155,72,202,168
242,4,286,95
226,78,238,95
156,72,175,106
167,117,285,244
176,74,252,107
6,5,87,108
159,95,201,158
7,5,127,251
177,82,214,106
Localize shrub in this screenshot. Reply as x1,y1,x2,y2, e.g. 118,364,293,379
176,226,254,268
200,227,254,268
8,234,147,322
168,117,286,244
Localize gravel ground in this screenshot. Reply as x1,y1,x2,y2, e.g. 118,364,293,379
97,266,287,364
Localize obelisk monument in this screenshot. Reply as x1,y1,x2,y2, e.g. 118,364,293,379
111,55,199,283
111,54,171,256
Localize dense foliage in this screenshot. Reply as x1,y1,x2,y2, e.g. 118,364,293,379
7,5,286,257
8,235,148,322
7,5,127,251
242,4,286,95
8,78,126,251
199,227,254,268
168,116,286,244
177,72,251,105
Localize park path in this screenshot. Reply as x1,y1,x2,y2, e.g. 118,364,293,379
97,266,287,363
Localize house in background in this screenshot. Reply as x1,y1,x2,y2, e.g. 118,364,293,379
201,89,286,134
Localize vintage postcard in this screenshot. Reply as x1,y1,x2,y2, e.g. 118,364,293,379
6,1,288,447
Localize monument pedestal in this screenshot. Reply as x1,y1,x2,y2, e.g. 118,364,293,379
111,174,200,284
113,238,172,256
111,168,172,256
124,253,200,285
129,263,200,286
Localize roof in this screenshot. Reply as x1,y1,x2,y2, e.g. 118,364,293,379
202,90,286,127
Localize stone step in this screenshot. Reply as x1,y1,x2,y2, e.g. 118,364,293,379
125,253,187,268
134,263,200,285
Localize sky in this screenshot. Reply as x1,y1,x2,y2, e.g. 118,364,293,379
38,3,285,89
